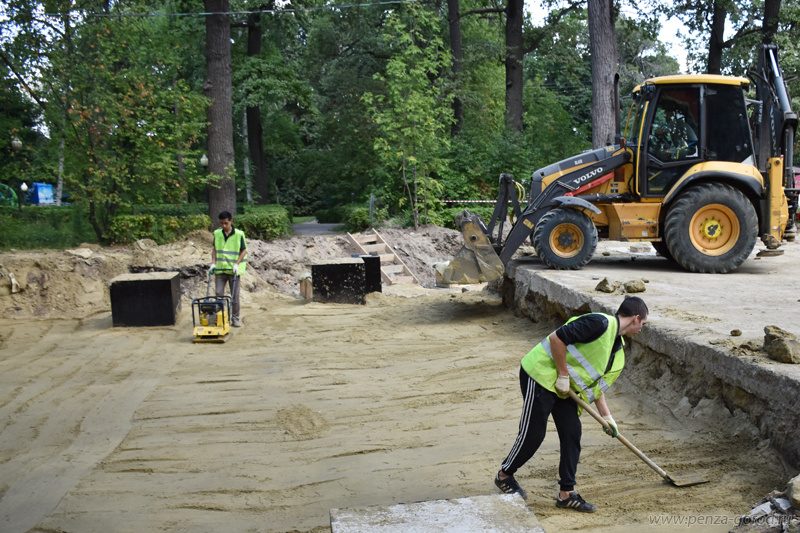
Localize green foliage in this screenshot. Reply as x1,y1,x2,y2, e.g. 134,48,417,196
234,205,292,241
0,205,97,250
105,213,211,245
6,1,212,242
124,203,210,217
315,206,347,224
341,203,390,232
437,206,498,230
362,2,454,228
9,0,776,242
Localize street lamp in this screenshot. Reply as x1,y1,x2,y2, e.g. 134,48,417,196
11,137,22,151
200,154,209,167
19,182,27,211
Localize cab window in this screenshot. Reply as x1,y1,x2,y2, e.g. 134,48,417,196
645,87,701,195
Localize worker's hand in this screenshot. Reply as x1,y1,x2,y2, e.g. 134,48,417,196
209,264,216,275
234,263,241,276
555,375,570,398
602,415,618,438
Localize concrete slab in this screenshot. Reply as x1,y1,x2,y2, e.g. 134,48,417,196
330,493,545,533
500,239,800,467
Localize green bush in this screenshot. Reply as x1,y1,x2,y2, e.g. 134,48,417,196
126,202,210,217
437,206,498,230
241,203,294,223
234,205,292,240
106,213,211,244
342,204,389,232
0,205,97,250
315,206,347,224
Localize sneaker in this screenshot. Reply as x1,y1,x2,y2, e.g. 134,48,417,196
231,317,243,327
556,492,597,513
494,471,528,500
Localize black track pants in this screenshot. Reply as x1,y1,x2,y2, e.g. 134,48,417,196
500,366,582,492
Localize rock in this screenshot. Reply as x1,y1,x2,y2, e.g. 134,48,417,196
773,497,792,514
764,325,797,347
602,251,611,256
766,338,800,364
788,475,800,509
731,329,742,337
595,277,618,293
623,279,646,293
9,272,20,294
67,248,94,259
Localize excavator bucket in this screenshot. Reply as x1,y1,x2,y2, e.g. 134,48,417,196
438,211,505,285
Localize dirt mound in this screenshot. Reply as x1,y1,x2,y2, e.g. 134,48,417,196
0,225,464,319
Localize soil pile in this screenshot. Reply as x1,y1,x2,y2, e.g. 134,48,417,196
0,224,465,319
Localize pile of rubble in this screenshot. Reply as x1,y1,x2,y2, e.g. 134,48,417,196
731,475,800,532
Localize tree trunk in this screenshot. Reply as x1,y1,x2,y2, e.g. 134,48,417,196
56,136,64,206
505,0,524,132
204,0,237,226
447,0,464,136
706,0,727,74
245,11,270,204
242,106,253,203
762,0,781,44
588,0,618,148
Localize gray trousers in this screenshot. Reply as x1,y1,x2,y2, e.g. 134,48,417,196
214,273,241,320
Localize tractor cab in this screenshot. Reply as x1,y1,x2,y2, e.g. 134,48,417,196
627,76,757,201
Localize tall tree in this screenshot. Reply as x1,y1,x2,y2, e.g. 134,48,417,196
505,0,525,132
233,8,270,204
205,0,237,224
666,0,760,74
447,0,464,136
588,0,618,147
363,2,452,228
762,0,781,43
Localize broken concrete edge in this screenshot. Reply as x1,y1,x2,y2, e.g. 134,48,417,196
500,263,800,470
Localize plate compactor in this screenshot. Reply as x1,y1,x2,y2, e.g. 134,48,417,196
192,272,237,343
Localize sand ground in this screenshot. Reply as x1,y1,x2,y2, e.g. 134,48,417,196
0,227,795,532
0,287,791,533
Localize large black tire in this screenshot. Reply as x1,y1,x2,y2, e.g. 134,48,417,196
651,240,675,262
533,208,598,270
664,183,758,273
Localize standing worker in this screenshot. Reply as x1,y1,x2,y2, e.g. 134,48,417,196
494,296,648,512
210,211,247,327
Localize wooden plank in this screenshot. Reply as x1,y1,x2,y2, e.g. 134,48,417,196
373,230,420,284
361,244,388,254
352,234,379,245
382,264,405,274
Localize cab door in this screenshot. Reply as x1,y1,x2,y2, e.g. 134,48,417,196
640,86,702,197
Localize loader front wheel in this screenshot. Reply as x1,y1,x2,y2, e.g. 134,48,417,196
533,208,598,270
664,183,757,273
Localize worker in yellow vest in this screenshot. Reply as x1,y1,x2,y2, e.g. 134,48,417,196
210,211,247,327
494,296,648,512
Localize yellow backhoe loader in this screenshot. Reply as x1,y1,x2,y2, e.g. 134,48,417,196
440,44,798,284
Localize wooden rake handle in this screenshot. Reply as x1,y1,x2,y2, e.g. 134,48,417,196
567,389,672,483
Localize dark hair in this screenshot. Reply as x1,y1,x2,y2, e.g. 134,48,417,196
617,296,648,318
218,211,233,221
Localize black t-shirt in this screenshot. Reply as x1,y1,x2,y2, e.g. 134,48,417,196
554,313,623,373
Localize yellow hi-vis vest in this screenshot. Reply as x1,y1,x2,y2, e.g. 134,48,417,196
520,313,624,411
213,228,247,274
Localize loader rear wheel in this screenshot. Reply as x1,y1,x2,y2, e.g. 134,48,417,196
533,208,598,270
651,240,675,262
664,183,757,273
